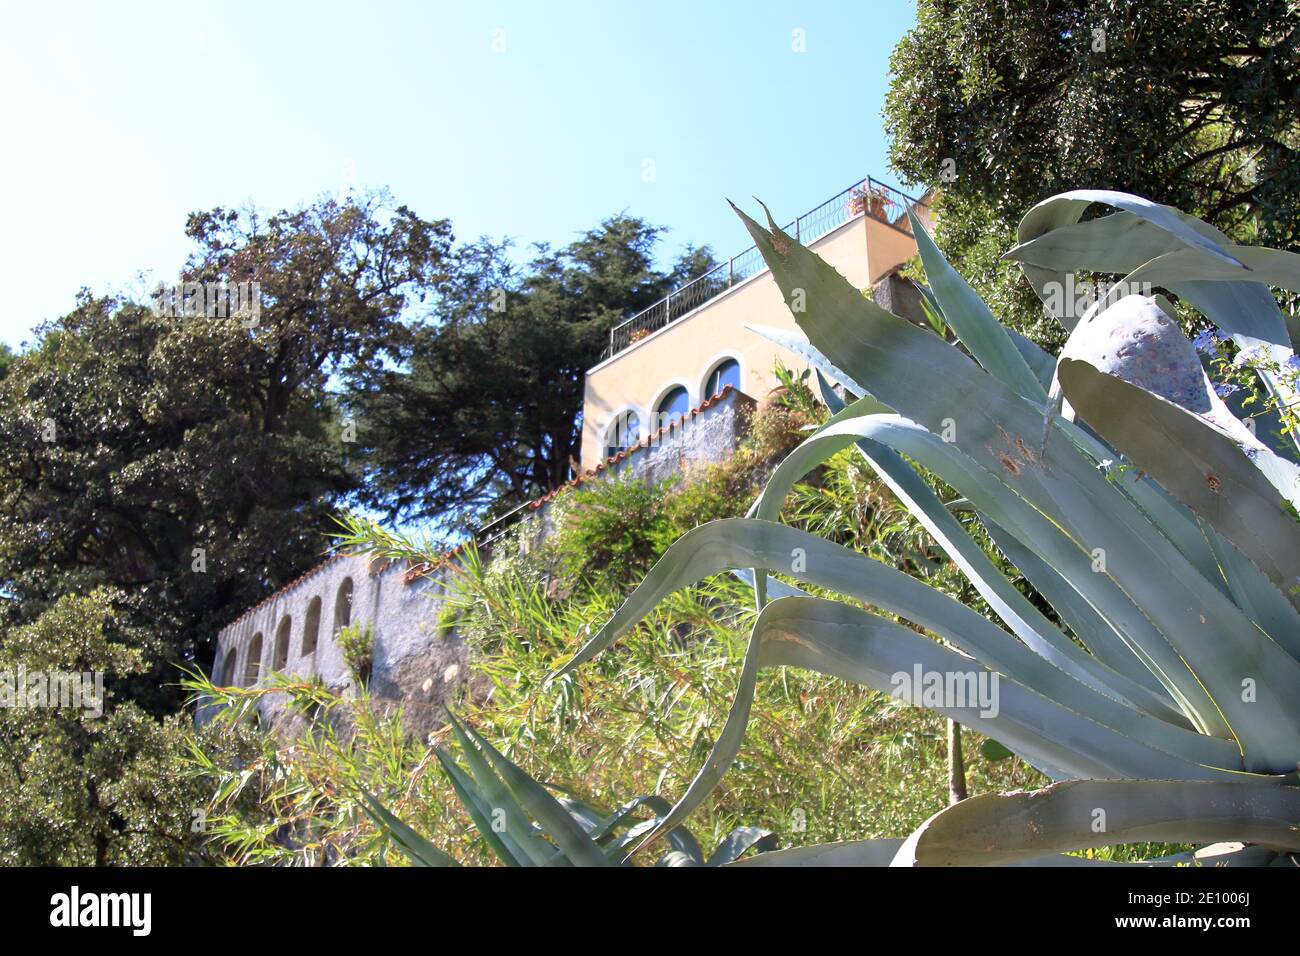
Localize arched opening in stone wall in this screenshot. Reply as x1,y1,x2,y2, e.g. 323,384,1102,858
220,648,238,686
243,632,263,687
273,615,291,671
333,578,353,635
301,596,321,657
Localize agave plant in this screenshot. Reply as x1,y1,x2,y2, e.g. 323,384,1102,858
364,713,775,866
548,191,1300,866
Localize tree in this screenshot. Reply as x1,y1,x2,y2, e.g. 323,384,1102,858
0,193,450,701
0,590,255,865
885,0,1300,342
356,215,715,531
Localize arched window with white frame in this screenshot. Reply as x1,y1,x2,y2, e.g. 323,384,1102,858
703,357,741,398
603,409,641,459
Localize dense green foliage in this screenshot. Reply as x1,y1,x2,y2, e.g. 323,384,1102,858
886,0,1300,344
0,591,244,865
355,217,716,532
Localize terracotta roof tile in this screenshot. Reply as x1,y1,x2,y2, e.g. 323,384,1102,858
221,551,348,632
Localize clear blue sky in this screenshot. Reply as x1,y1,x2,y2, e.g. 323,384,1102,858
0,0,918,349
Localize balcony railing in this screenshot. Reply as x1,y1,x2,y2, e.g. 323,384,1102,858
601,177,924,360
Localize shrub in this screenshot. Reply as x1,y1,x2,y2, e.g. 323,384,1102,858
336,623,375,686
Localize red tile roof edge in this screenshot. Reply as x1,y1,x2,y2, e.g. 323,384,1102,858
219,386,744,634
220,551,350,633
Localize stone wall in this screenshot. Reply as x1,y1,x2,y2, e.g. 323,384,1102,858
604,386,755,487
200,553,465,738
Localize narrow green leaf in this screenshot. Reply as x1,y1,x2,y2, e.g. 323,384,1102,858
361,792,457,867
909,209,1046,403
433,748,526,866
459,721,611,867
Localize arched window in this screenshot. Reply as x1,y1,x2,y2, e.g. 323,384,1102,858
273,615,291,671
220,648,238,686
301,596,322,657
655,386,690,428
333,578,353,635
603,410,640,459
243,633,263,687
704,358,741,397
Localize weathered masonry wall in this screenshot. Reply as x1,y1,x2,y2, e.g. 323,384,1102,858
200,553,465,737
605,386,754,487
202,304,927,738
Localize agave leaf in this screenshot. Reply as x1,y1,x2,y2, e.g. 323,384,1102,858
558,516,1236,769
587,794,667,842
1011,196,1251,335
1198,519,1300,662
748,414,1225,736
1053,412,1232,595
815,375,1167,699
444,714,560,866
655,851,701,867
782,410,1300,751
1058,357,1300,597
745,323,871,398
457,719,611,867
361,793,457,867
1125,244,1300,291
433,747,528,866
745,597,1249,781
731,567,808,599
1000,843,1280,866
732,200,1300,767
809,376,1131,697
1006,201,1299,447
1006,326,1057,390
725,838,905,867
908,210,1047,403
891,780,1300,866
631,596,1257,857
977,516,1167,692
1017,191,1245,271
840,419,1178,715
704,826,777,865
1010,210,1194,274
726,835,1277,867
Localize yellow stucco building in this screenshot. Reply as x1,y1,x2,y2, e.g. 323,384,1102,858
578,178,934,471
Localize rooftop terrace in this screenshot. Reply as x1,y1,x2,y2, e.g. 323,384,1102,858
602,177,925,360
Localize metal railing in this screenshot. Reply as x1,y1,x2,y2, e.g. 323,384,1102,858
602,177,924,359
